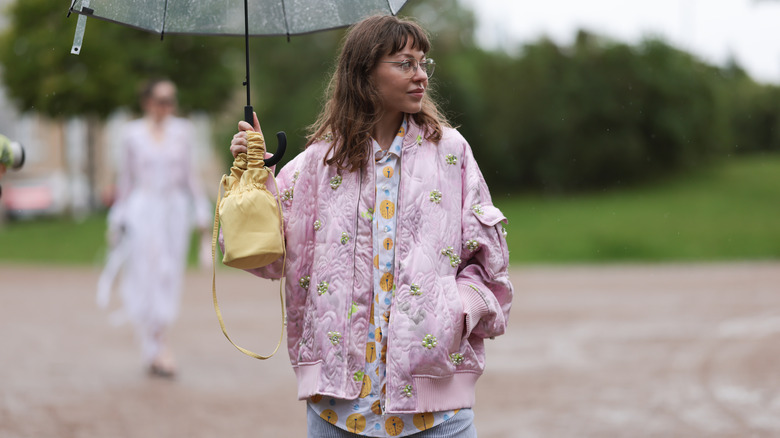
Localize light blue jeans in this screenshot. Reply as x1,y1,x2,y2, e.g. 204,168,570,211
306,404,478,438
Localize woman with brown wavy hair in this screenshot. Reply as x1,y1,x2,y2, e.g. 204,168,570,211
306,14,449,171
229,14,512,438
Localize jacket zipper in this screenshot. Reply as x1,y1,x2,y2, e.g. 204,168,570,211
383,138,407,417
346,167,362,396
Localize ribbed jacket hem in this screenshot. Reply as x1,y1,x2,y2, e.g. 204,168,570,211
294,362,481,414
294,362,323,400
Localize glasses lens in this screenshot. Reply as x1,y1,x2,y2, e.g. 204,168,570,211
422,59,435,78
405,59,417,74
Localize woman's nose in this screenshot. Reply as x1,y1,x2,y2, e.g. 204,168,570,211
411,64,428,82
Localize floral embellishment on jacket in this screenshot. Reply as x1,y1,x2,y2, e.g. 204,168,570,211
441,246,462,267
445,154,458,165
415,134,423,146
353,370,365,382
313,219,322,231
299,275,311,290
340,231,351,245
471,204,485,215
327,331,342,345
409,284,423,296
401,385,414,397
281,187,294,202
450,352,464,365
422,334,438,349
348,301,358,319
361,208,374,222
317,281,329,296
281,170,300,203
329,175,342,190
429,190,442,204
465,239,480,251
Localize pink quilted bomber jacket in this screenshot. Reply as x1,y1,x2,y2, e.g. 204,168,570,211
239,118,513,414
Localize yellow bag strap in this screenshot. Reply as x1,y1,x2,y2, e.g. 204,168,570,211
211,172,287,360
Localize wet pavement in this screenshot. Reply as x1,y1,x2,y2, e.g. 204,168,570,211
1,262,778,438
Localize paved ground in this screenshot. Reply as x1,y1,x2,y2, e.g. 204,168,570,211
1,262,779,438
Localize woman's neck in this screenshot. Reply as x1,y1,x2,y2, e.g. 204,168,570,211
373,112,404,151
146,114,167,126
145,116,167,144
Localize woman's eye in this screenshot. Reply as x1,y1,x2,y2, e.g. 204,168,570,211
400,60,413,70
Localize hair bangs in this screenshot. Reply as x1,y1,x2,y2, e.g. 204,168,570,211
386,21,431,56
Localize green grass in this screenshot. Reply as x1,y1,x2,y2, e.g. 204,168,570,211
0,213,109,265
0,213,206,267
495,154,780,263
1,154,779,265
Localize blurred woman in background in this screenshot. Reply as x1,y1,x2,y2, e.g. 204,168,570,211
100,78,211,378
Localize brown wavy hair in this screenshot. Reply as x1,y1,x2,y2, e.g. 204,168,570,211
306,14,450,172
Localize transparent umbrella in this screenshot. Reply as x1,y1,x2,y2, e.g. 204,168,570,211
67,0,410,164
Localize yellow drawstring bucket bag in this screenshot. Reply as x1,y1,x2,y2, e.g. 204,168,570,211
217,131,284,269
211,130,286,360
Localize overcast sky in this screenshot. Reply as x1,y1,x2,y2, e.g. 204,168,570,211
459,0,780,84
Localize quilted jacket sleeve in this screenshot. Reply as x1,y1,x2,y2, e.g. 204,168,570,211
456,140,513,339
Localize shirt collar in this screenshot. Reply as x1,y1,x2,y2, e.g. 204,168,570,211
373,116,408,161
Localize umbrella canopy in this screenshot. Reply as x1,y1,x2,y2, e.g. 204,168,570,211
68,0,409,37
67,0,410,166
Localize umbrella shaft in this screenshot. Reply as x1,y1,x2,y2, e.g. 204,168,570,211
244,0,250,107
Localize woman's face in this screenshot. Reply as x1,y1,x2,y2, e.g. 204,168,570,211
372,39,429,120
143,81,177,122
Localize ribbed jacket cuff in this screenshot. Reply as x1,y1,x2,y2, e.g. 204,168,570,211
458,284,489,337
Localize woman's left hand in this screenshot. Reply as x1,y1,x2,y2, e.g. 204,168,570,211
230,112,264,158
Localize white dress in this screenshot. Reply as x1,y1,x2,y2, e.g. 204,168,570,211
100,116,211,363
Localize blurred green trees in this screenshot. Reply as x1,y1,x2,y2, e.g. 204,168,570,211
435,27,779,193
465,32,734,193
0,0,240,117
1,0,778,194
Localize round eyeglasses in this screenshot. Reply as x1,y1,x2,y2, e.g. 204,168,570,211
381,57,435,78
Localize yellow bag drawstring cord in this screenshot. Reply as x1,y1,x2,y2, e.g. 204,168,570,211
211,169,287,360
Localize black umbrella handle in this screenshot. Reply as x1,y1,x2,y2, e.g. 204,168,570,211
266,132,287,167
244,105,286,167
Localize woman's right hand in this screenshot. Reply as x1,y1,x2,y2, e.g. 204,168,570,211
229,112,264,158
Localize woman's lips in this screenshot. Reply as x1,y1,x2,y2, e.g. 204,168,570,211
408,89,425,98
